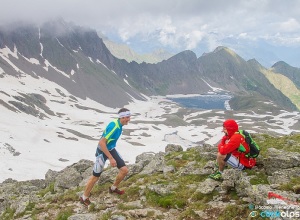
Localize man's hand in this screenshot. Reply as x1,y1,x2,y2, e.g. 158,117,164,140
109,157,117,167
221,135,228,144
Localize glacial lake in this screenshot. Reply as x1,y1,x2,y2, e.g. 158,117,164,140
168,95,232,110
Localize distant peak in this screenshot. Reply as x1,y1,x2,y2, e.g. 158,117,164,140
213,46,227,52
272,61,289,68
248,58,261,65
169,50,197,61
212,46,236,55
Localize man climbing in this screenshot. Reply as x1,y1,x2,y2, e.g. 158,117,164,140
80,108,131,206
209,119,256,180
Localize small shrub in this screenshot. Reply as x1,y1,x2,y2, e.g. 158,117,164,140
120,186,140,202
191,191,218,203
146,191,186,209
227,188,239,200
25,202,36,211
178,208,199,220
55,208,73,220
99,211,112,220
38,182,55,197
257,134,300,156
0,207,15,220
218,205,249,220
58,189,78,202
249,172,269,185
279,177,300,192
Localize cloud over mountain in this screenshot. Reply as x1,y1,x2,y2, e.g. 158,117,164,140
1,0,300,67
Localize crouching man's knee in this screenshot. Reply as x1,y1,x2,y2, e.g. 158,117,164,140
217,152,226,160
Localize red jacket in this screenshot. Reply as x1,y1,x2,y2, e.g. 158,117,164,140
218,119,256,168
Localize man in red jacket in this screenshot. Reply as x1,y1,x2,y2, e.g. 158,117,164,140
209,119,256,180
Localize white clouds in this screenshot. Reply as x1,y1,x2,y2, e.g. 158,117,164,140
184,30,205,50
157,17,178,46
278,18,300,32
1,0,300,54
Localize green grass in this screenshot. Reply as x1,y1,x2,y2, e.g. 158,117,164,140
245,170,269,185
191,190,218,203
55,208,73,220
279,177,300,193
165,147,209,169
0,207,15,220
177,174,208,185
55,187,82,205
1,133,299,220
146,190,186,209
178,208,199,220
119,186,141,202
90,182,111,195
227,188,240,200
255,133,300,156
218,205,250,220
99,211,113,220
38,182,55,197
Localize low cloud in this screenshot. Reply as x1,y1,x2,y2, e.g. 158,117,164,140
1,0,300,53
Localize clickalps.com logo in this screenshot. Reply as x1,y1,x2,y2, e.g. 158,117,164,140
248,210,300,218
248,204,300,218
248,192,300,218
248,209,281,218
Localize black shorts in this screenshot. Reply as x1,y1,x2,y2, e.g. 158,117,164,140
92,148,126,177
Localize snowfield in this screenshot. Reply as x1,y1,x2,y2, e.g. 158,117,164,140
0,73,299,183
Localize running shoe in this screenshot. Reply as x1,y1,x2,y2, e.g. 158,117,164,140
209,171,223,181
80,196,91,206
109,187,125,195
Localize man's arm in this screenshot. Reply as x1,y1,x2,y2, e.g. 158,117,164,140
99,137,117,167
218,134,241,155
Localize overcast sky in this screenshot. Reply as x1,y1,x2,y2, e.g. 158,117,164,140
1,0,300,58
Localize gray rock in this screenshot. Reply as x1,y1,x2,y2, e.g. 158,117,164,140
263,148,300,175
163,165,175,176
68,214,98,220
54,167,82,191
135,152,155,166
147,183,178,196
45,169,59,185
196,179,220,194
110,215,126,220
140,152,165,175
268,167,300,185
165,144,183,154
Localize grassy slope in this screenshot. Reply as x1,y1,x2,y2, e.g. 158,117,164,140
260,67,300,110
1,133,299,220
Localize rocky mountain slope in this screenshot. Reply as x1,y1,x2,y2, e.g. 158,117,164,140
0,20,298,111
0,133,299,220
0,20,146,108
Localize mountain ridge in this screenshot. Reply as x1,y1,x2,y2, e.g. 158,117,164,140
101,35,173,64
0,20,299,111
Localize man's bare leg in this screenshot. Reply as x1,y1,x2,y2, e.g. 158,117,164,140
112,166,128,188
217,152,226,172
83,175,99,197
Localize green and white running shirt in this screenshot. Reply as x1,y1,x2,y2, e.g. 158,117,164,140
101,119,123,151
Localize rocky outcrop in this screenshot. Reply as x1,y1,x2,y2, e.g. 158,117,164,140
0,143,299,220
